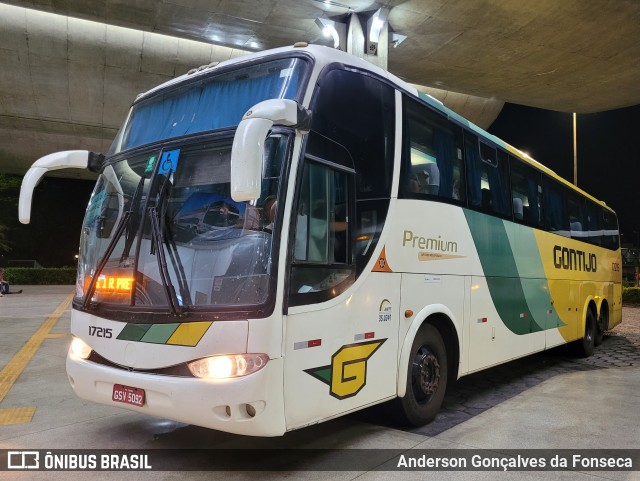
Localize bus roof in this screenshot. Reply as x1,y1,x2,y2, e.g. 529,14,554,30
136,43,614,213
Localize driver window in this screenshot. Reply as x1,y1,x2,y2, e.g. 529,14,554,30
289,161,354,306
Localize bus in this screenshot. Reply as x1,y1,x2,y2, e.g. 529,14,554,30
19,44,622,436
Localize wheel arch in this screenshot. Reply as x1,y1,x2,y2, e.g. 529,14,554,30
397,304,461,398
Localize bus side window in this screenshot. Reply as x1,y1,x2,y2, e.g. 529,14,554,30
306,68,395,279
310,68,395,200
586,201,603,246
400,97,465,203
465,133,510,218
510,157,542,228
602,209,620,250
542,178,570,237
290,161,355,306
567,194,587,240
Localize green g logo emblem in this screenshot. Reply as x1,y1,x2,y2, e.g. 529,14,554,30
304,339,386,400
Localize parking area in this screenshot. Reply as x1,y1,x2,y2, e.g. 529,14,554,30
0,286,638,480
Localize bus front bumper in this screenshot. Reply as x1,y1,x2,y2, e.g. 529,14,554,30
66,353,286,437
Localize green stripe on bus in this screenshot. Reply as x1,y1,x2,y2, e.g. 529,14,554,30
117,323,152,341
464,210,544,334
504,224,565,329
140,324,180,344
116,322,213,346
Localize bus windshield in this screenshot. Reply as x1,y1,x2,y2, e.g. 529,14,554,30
109,57,307,155
76,134,288,315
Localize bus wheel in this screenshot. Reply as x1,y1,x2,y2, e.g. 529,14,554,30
576,309,596,357
394,324,447,426
595,308,607,347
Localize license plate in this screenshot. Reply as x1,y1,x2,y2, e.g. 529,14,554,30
112,384,145,407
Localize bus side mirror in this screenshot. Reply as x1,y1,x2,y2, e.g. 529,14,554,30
19,150,104,224
230,99,310,202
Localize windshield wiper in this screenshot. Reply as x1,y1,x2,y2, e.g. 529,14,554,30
82,210,132,309
154,172,192,308
121,175,146,262
149,206,182,315
163,223,192,308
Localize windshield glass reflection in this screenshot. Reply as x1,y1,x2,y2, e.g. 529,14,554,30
77,135,287,312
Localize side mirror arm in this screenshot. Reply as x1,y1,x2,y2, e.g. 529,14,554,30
19,150,104,224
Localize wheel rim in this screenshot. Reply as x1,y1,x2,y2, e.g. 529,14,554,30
585,316,593,344
411,346,440,404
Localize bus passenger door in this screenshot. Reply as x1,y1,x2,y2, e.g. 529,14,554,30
282,160,399,430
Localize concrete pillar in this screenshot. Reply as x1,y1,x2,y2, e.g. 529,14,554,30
346,14,388,71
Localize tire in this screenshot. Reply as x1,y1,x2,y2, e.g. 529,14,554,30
393,324,448,426
595,308,607,347
575,309,596,357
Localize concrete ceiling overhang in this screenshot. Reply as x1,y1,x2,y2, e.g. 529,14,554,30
1,0,639,178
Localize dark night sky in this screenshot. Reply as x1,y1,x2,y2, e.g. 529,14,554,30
3,103,639,267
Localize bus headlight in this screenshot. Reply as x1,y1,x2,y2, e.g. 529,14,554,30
70,337,92,359
188,354,269,379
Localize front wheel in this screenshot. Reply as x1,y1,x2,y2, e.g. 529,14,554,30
393,324,448,426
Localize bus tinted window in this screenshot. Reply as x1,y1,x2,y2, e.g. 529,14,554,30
542,178,570,237
510,157,542,228
479,141,498,166
311,68,395,200
306,76,392,278
602,209,620,250
290,161,354,306
401,98,465,203
567,193,587,240
465,132,510,217
586,201,603,246
115,58,307,154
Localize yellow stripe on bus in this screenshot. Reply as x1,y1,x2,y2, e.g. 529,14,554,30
166,321,213,347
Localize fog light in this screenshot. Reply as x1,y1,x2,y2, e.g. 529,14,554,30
188,354,268,379
70,337,92,359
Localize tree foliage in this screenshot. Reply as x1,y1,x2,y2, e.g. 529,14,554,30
0,173,21,204
0,173,21,252
0,225,10,252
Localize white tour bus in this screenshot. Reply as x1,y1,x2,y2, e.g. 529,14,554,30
20,44,622,436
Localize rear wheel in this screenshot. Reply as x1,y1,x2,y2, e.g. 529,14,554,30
393,324,448,426
575,308,596,357
595,307,607,347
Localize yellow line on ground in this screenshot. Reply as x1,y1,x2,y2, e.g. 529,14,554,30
45,333,68,339
0,292,74,404
0,406,37,424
